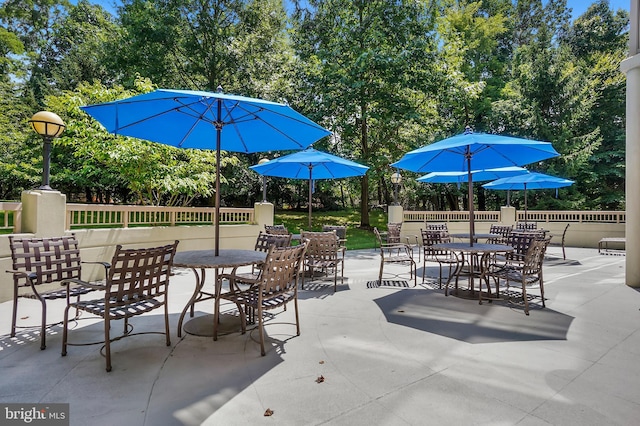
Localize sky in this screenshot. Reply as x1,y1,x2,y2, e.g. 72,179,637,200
566,0,630,17
78,1,631,20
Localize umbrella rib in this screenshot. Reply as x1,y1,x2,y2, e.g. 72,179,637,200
109,97,217,134
227,102,327,147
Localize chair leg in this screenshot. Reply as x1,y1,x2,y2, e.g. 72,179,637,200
164,303,171,346
378,260,384,284
105,317,112,372
39,297,47,350
61,304,70,356
11,292,18,338
522,278,530,316
294,298,300,336
213,292,221,341
412,261,417,287
258,305,266,356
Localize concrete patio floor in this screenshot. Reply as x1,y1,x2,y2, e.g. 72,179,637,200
1,244,638,425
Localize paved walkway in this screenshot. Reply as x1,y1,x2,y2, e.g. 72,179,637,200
1,245,638,425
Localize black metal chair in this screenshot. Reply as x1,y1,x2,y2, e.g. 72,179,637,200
61,241,179,371
421,229,459,288
216,243,308,355
6,234,99,350
486,237,551,315
373,227,416,287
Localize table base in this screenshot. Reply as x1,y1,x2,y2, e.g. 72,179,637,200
182,313,244,337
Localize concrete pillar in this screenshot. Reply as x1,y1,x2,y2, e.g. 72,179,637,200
20,190,66,237
622,0,640,287
254,202,274,232
388,205,403,224
500,206,516,226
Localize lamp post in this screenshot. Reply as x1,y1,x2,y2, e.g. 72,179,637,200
258,158,269,202
29,111,66,191
391,171,402,205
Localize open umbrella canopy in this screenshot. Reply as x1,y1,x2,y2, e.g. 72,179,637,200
392,128,559,245
482,172,574,221
392,131,559,173
81,89,331,152
482,172,574,190
250,148,369,228
82,88,331,254
417,166,529,184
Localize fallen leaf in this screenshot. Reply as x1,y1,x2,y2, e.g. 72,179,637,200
264,408,274,416
316,375,325,383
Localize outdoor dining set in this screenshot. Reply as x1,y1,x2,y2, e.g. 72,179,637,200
4,223,350,371
373,220,555,317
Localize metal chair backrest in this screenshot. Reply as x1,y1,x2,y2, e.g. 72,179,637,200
421,229,450,257
426,222,448,233
258,243,307,294
264,224,290,235
106,242,178,303
522,237,551,275
322,225,347,246
516,222,537,231
301,231,339,261
488,224,513,244
386,222,402,244
254,231,292,252
505,232,537,261
9,234,82,286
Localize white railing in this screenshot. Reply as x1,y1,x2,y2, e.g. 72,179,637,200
1,201,626,233
404,210,626,224
65,204,254,229
0,202,21,232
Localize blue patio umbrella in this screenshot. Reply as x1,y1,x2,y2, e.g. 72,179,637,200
482,172,574,221
392,128,559,245
81,88,331,255
250,148,369,228
417,166,529,184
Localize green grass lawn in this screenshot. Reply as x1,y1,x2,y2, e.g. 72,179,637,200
274,209,388,250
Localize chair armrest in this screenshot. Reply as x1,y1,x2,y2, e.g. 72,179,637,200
60,278,107,290
6,269,30,280
404,235,420,245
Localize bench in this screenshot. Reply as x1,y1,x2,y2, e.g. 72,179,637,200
598,237,626,255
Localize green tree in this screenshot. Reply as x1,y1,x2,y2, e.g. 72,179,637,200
115,0,293,96
561,0,628,209
46,0,119,91
46,78,226,205
291,0,440,227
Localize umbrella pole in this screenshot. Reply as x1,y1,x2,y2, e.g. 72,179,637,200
214,101,222,256
524,183,528,223
466,149,474,247
308,166,313,230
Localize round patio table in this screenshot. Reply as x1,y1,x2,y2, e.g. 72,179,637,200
433,242,513,302
449,233,499,243
174,249,266,337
